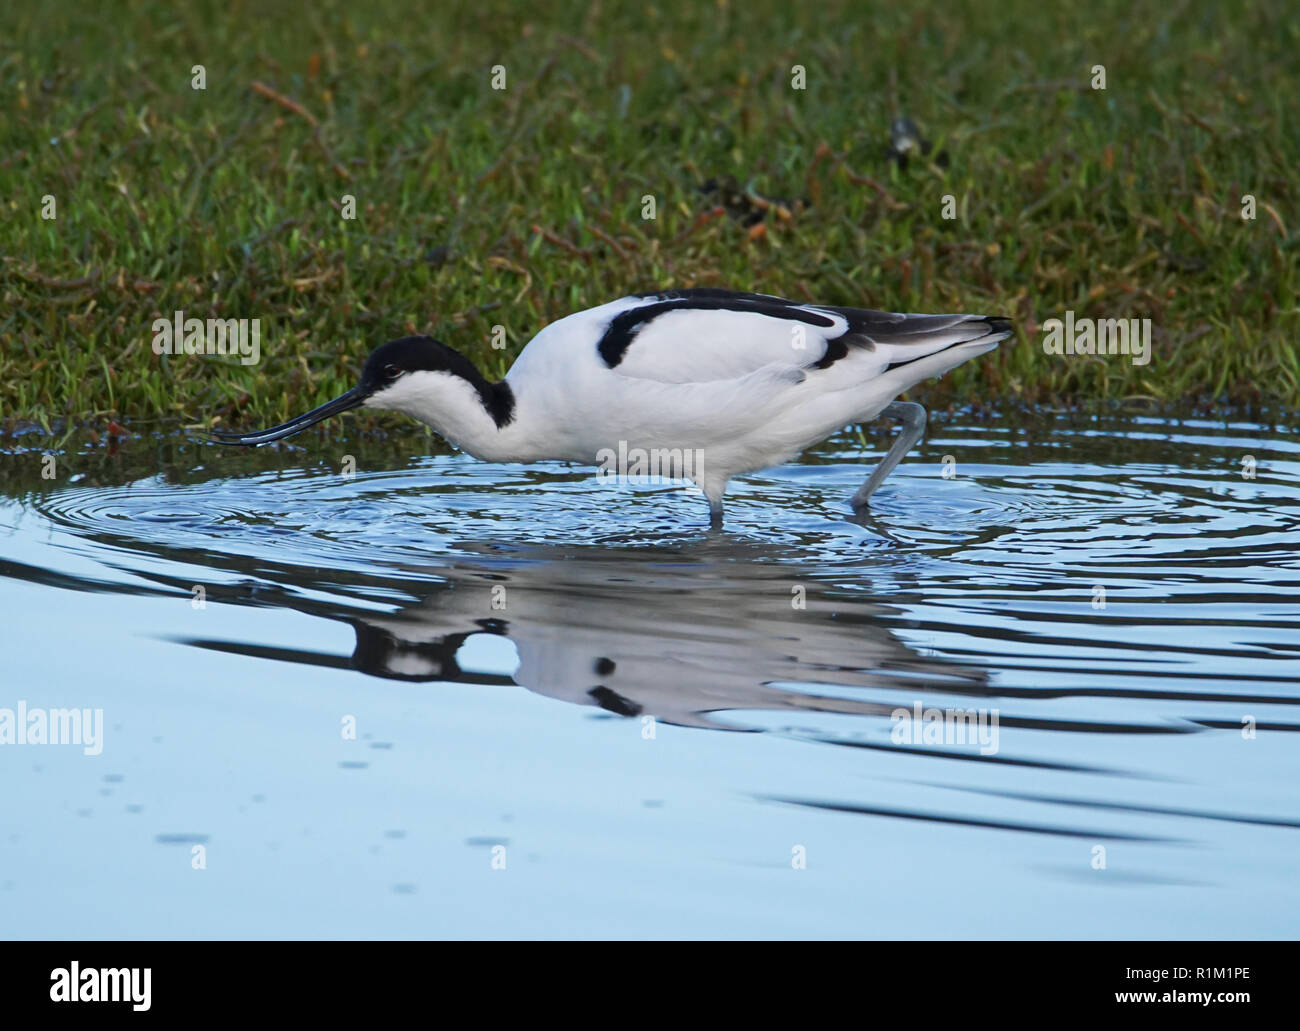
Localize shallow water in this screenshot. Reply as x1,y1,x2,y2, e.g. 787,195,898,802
1,410,1297,939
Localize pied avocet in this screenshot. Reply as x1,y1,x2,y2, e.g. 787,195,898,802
213,288,1012,525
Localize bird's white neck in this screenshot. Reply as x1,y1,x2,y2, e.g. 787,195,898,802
364,368,525,461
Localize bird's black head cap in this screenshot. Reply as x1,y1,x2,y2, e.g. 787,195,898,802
358,335,515,427
358,336,476,395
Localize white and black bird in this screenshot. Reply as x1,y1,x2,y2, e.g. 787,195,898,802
213,289,1012,525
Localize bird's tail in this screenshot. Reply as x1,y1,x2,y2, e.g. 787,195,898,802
850,312,1013,387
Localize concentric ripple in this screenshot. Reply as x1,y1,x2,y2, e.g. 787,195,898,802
3,410,1299,936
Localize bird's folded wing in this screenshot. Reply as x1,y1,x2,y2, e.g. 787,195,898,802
603,291,991,385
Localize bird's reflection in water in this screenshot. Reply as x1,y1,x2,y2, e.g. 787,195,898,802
187,540,986,731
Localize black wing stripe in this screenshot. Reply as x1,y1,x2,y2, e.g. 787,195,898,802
599,294,836,368
606,290,1011,373
811,338,849,370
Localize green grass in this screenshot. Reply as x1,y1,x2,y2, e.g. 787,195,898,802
1,0,1297,438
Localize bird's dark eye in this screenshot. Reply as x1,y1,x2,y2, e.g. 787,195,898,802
383,363,402,379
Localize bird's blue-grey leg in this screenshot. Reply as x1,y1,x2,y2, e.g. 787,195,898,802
708,497,724,529
851,401,927,508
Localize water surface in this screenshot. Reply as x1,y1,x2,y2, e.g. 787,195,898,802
1,410,1297,938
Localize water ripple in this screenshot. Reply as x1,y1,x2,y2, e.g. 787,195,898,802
7,409,1300,878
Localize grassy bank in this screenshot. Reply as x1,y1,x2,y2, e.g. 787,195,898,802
1,0,1297,437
